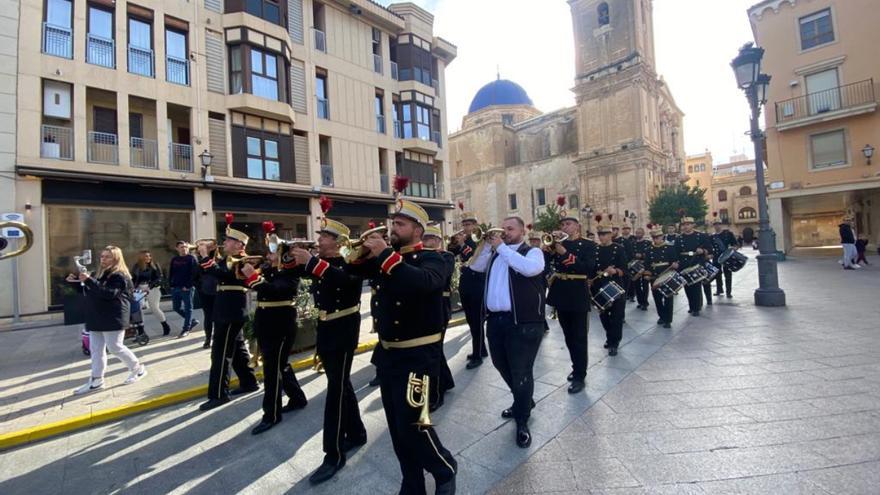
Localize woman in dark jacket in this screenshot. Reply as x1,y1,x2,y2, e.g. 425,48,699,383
131,250,171,335
67,246,147,395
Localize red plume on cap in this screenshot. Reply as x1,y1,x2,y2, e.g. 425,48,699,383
457,201,464,211
526,223,533,230
393,175,410,194
595,214,603,223
368,220,377,229
677,208,686,216
556,195,566,207
647,223,654,229
262,221,276,234
319,195,333,215
225,212,234,226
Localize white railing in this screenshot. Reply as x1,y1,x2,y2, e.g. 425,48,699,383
373,53,382,75
321,164,333,186
166,55,189,85
390,61,398,81
42,23,72,59
41,125,74,160
432,130,442,148
87,33,114,68
393,121,402,139
376,115,386,134
169,142,193,172
313,28,326,53
130,137,158,169
317,97,329,119
87,131,119,164
128,44,154,77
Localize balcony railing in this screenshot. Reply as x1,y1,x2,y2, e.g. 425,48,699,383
166,55,189,86
87,131,119,164
317,97,329,119
432,130,442,148
42,23,72,59
130,137,158,169
432,78,440,96
87,33,114,68
373,54,383,75
380,173,389,193
40,125,73,160
376,115,386,134
321,164,334,187
313,28,326,53
393,121,402,139
169,142,193,172
390,61,398,80
776,79,875,124
128,44,154,77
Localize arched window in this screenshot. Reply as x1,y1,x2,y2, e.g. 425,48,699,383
568,195,579,210
719,208,729,222
738,207,757,220
740,186,752,196
718,190,728,202
688,165,693,173
598,2,610,26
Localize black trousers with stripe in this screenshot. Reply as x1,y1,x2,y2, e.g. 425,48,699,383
319,349,366,465
208,320,257,400
257,329,306,424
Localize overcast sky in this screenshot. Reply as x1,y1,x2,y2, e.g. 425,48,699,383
384,0,760,164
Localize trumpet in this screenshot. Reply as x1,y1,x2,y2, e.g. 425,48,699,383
226,253,264,279
406,372,433,428
343,225,388,263
267,233,316,253
444,229,465,246
541,231,569,248
0,221,34,261
188,238,219,260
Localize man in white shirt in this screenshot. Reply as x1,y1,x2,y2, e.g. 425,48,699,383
469,216,546,448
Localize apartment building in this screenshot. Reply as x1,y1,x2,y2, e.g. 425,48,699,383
5,0,455,316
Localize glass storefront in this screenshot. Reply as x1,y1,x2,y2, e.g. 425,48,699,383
47,206,192,306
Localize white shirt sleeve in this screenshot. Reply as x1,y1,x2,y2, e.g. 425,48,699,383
468,244,493,273
497,244,545,277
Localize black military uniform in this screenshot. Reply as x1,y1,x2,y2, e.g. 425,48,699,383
546,236,596,390
449,233,488,367
665,231,679,247
594,239,627,354
632,236,652,309
197,250,259,410
244,264,308,434
619,233,636,302
677,228,713,316
348,235,457,494
645,238,678,327
431,248,456,410
300,253,367,476
711,227,739,297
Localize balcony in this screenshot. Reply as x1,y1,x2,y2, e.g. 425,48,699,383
169,142,193,172
376,115,386,134
775,79,876,131
130,137,158,169
128,45,154,77
373,54,383,75
87,33,114,68
321,164,334,187
390,61,398,81
432,130,442,148
42,23,72,59
313,28,326,53
317,97,329,120
87,131,118,165
40,125,73,160
166,55,189,86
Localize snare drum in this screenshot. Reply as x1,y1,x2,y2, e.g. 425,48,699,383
703,261,720,282
591,280,625,312
718,247,747,272
651,270,686,298
680,264,708,286
627,259,645,280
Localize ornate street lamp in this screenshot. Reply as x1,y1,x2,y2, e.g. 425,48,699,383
198,149,214,180
862,144,875,165
731,43,786,307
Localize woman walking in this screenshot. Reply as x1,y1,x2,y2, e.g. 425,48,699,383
131,250,172,335
67,246,147,395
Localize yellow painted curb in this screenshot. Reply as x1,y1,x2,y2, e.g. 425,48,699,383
0,316,466,451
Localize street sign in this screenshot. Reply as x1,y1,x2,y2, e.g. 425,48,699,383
1,212,25,238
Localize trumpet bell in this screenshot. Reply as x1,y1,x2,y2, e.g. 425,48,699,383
0,221,34,261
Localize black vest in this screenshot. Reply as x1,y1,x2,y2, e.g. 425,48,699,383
485,243,546,325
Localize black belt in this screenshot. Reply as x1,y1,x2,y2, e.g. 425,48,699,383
487,311,512,317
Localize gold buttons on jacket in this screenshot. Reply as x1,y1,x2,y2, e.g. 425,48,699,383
396,301,401,306
394,320,399,325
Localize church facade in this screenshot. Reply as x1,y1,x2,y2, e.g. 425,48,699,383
450,0,685,230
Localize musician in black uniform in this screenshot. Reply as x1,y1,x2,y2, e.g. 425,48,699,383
632,226,652,310
619,223,636,302
594,217,627,356
711,219,738,298
241,242,308,435
702,225,716,307
665,225,679,246
545,213,596,394
423,224,455,412
290,217,367,484
447,211,487,370
196,220,259,411
677,217,713,316
348,200,457,495
644,227,679,328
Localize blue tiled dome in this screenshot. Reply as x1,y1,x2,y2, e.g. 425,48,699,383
468,79,534,113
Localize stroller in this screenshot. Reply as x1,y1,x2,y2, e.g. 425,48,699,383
81,288,149,356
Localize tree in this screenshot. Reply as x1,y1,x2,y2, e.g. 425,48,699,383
532,204,563,233
648,184,709,227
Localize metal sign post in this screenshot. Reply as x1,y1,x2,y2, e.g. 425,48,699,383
2,213,26,323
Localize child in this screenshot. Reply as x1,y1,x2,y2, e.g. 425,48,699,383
855,236,869,265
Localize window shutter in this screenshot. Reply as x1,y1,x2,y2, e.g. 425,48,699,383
204,0,223,13
293,133,309,184
208,116,228,176
205,30,226,94
288,0,304,44
289,59,307,113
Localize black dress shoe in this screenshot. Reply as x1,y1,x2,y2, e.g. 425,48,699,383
341,435,367,452
465,358,483,370
692,311,700,317
202,339,211,349
281,398,308,413
714,292,723,296
368,375,381,387
706,300,713,306
727,294,733,299
251,420,279,435
230,384,260,396
198,397,230,411
603,341,610,349
516,424,532,448
435,476,456,495
567,372,574,382
567,381,585,394
657,318,664,324
663,322,671,329
501,399,535,418
608,347,618,356
309,460,345,485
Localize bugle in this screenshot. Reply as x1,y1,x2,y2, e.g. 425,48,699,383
406,372,433,428
343,225,388,263
0,221,34,261
227,253,264,279
541,231,569,248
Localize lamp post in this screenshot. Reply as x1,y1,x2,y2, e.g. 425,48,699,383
862,144,875,165
199,149,214,181
731,43,785,307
